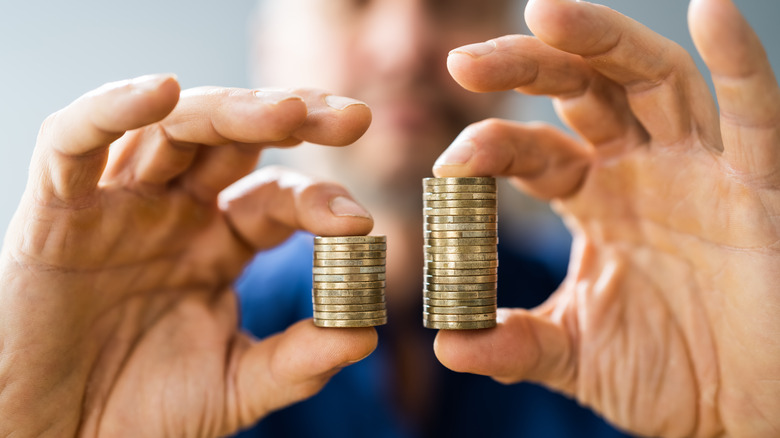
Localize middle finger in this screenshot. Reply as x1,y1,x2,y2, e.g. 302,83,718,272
524,0,719,147
108,87,371,201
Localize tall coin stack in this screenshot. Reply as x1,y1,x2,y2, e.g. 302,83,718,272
312,235,388,328
423,177,498,330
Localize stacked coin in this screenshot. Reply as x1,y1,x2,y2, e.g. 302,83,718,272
312,235,388,328
423,177,498,330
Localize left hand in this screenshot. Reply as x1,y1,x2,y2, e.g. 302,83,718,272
432,1,780,436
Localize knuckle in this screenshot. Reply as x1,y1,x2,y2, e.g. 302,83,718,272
468,118,505,136
300,179,346,200
37,110,61,138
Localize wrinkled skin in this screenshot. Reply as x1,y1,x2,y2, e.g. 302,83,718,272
0,79,379,437
434,0,780,437
1,0,778,437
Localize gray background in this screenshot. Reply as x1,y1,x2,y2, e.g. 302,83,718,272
1,0,778,234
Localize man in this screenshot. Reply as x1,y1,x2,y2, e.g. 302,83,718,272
0,1,778,438
236,0,624,436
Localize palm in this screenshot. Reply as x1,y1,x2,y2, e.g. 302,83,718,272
554,137,780,435
46,185,248,435
435,0,780,436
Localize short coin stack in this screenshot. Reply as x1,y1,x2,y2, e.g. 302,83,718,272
312,235,388,328
423,177,498,330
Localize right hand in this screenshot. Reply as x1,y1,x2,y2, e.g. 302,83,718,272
0,75,377,437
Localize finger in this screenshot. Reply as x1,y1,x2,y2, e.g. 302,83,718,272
172,143,264,203
161,87,371,147
107,88,307,198
118,88,307,189
689,0,780,182
434,308,575,395
290,90,373,146
132,88,371,201
448,35,589,95
235,319,378,426
32,74,180,203
219,166,374,251
432,119,592,199
524,0,720,147
448,35,648,149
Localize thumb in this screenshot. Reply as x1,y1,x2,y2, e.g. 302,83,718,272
234,319,377,427
433,307,575,395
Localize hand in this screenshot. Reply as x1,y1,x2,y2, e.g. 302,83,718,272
432,0,780,436
0,75,378,437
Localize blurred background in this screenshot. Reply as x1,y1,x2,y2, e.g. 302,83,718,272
1,0,778,235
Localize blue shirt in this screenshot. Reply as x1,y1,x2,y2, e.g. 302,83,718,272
233,232,632,438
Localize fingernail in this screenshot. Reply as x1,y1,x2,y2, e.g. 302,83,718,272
132,73,177,91
325,95,367,110
434,140,474,167
449,40,496,58
254,89,304,105
329,196,372,219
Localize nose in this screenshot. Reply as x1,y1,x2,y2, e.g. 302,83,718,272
360,0,437,79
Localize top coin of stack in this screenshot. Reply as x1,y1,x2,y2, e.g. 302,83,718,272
422,177,498,330
312,235,388,328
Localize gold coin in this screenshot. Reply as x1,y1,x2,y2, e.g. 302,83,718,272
425,223,497,231
424,207,497,216
424,290,497,299
313,288,384,297
313,296,385,305
423,192,497,201
312,266,386,275
315,236,386,244
423,312,496,322
313,273,386,282
425,274,498,284
425,215,497,223
423,319,496,330
424,283,496,292
424,237,498,246
423,297,496,306
313,310,388,320
315,251,386,260
424,245,496,254
423,177,496,186
314,243,387,252
314,317,387,328
425,260,499,269
313,280,386,289
423,305,497,314
314,303,387,312
425,252,498,262
424,230,498,239
424,267,497,276
313,259,385,267
424,199,497,209
424,184,496,193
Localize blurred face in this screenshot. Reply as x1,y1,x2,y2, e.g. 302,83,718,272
254,0,517,210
